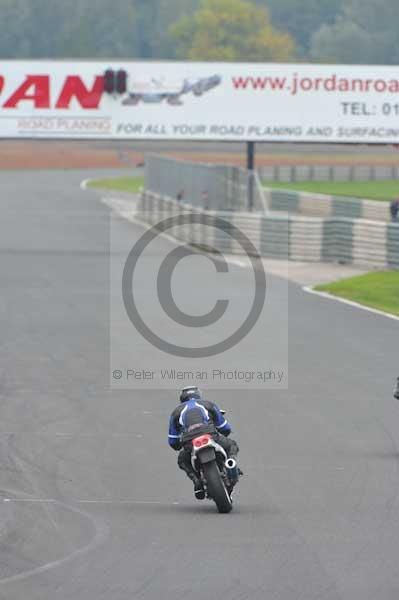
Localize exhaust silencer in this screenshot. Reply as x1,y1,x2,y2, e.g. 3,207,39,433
225,458,239,483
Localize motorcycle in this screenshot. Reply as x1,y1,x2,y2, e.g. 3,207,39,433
190,429,240,514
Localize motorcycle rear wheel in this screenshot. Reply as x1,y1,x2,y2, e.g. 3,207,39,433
203,461,232,514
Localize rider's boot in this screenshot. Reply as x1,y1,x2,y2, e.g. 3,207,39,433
181,466,205,500
193,477,206,500
187,472,205,500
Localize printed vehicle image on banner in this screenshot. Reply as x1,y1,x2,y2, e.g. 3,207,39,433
122,75,222,106
1,60,399,143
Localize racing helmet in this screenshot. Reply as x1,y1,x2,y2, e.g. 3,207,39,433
180,386,201,403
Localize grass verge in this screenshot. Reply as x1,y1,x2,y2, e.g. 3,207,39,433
315,271,399,316
263,180,399,202
87,176,144,194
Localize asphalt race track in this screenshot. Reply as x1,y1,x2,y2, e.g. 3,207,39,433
1,169,399,600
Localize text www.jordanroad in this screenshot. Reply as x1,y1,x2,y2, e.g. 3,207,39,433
232,76,287,91
232,74,399,95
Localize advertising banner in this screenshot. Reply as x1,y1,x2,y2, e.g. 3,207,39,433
1,60,399,142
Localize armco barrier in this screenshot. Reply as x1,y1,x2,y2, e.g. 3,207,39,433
264,187,392,222
138,191,399,269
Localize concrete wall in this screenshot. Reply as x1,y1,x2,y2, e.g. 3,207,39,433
138,191,399,270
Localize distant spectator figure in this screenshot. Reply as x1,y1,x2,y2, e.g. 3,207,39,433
390,198,399,222
176,189,185,203
201,190,210,210
394,377,399,400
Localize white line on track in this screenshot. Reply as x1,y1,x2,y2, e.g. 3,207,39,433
262,465,345,471
0,432,144,437
103,195,250,271
3,498,179,505
303,285,399,322
0,499,109,585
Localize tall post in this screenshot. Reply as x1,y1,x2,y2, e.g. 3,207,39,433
247,141,255,211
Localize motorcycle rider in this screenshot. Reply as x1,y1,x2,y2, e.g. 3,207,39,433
168,386,239,500
394,377,399,400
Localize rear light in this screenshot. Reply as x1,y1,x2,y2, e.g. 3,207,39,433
193,435,211,448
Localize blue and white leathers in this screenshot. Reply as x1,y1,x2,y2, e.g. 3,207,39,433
168,397,231,449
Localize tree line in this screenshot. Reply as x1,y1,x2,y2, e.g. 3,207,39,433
0,0,396,64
